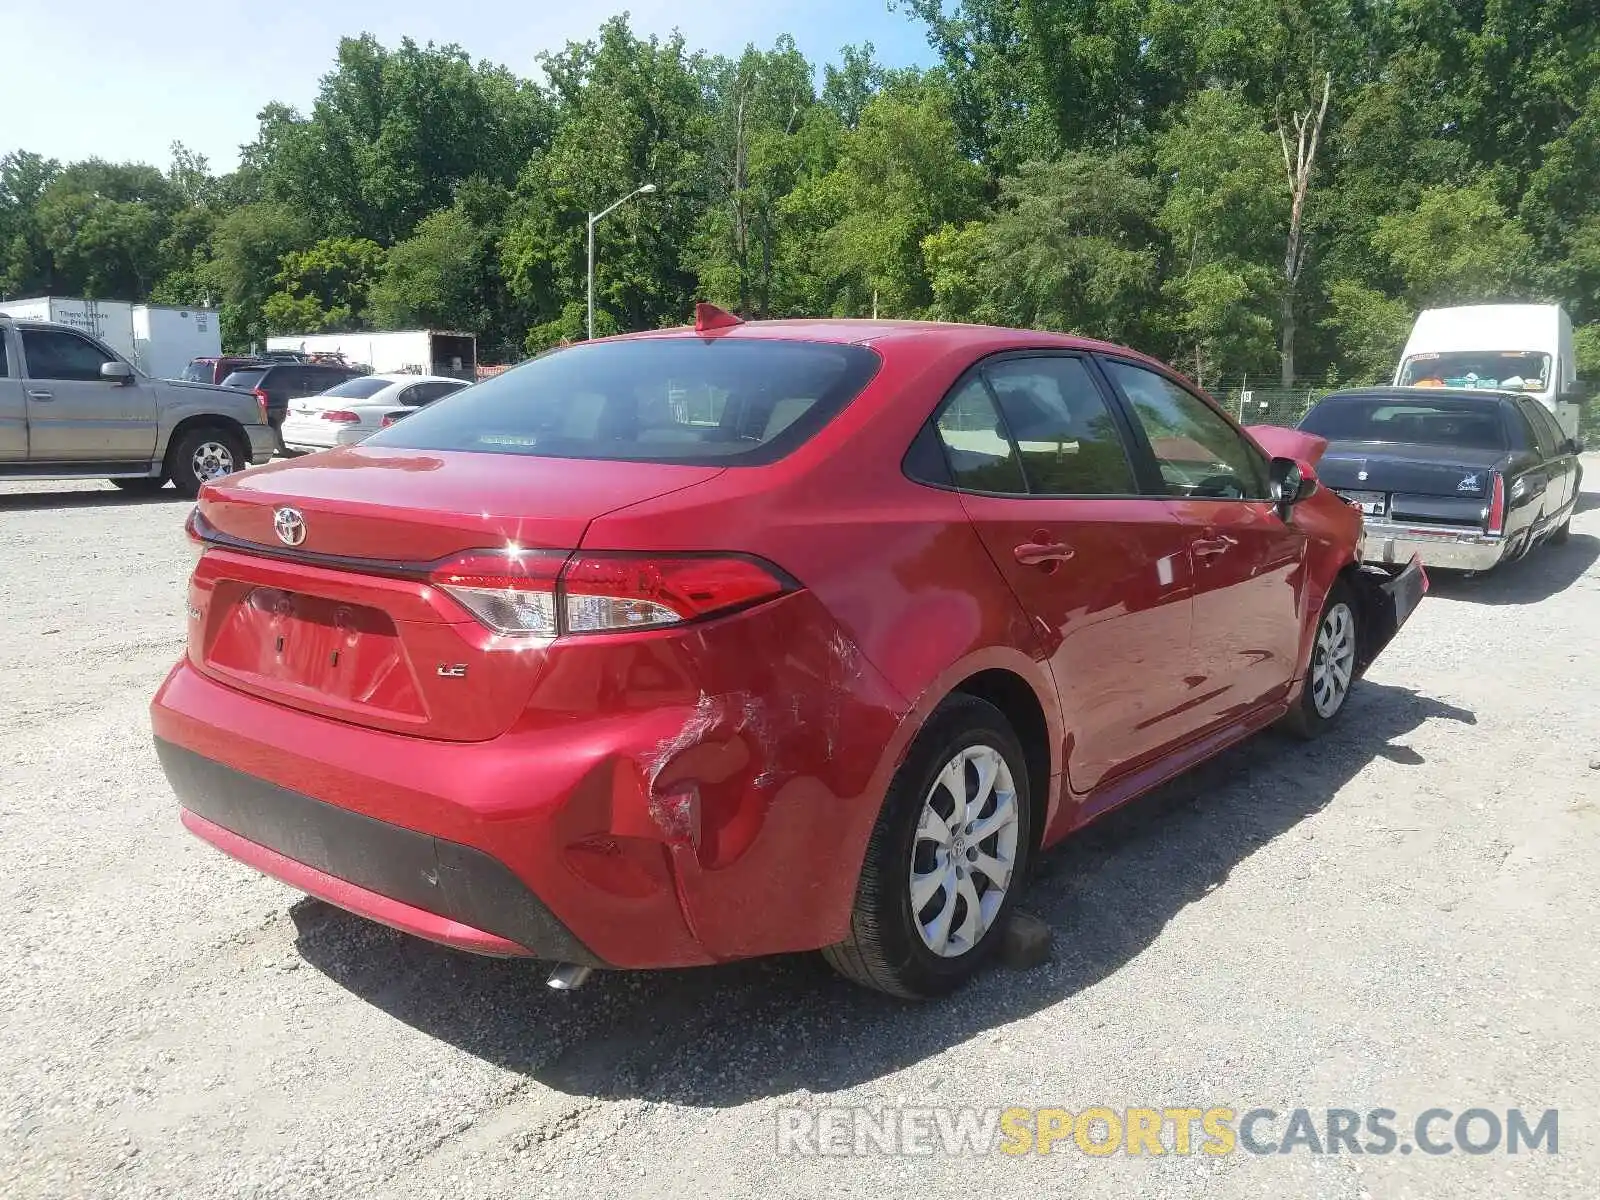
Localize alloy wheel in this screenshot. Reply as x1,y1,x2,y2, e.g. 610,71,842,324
908,745,1020,958
191,441,236,482
1311,601,1356,718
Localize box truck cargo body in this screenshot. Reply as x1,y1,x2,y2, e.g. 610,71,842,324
0,297,221,379
0,297,136,363
265,330,477,382
1395,304,1583,439
132,306,221,380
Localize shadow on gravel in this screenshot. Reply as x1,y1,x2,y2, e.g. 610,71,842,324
0,487,191,512
291,681,1476,1108
1426,533,1598,605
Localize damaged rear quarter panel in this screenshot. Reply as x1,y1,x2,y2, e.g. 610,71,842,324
513,590,908,959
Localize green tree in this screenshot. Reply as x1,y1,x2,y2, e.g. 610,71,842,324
924,150,1164,345
503,16,707,347
1155,88,1285,384
251,37,548,245
368,204,493,334
1372,182,1537,307
808,76,984,317
263,236,386,333
202,203,312,347
692,38,818,317
0,151,61,296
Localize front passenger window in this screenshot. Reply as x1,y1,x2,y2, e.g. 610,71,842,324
21,328,117,382
1104,360,1268,500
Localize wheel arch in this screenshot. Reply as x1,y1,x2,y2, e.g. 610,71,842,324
950,667,1052,859
165,413,249,468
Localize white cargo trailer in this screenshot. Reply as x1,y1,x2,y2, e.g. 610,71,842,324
265,330,478,381
131,305,222,380
0,296,221,379
0,296,137,363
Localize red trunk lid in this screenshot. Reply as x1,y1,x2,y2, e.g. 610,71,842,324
188,446,723,740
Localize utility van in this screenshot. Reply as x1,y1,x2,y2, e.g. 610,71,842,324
1395,304,1584,440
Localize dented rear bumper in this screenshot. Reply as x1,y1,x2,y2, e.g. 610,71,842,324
151,590,909,969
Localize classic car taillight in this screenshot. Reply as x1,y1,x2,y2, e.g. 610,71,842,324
1485,473,1506,535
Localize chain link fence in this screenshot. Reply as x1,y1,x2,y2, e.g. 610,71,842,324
1210,384,1333,430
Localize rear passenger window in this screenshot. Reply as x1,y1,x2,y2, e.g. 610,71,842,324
1522,400,1564,455
983,357,1139,495
0,331,8,377
1515,401,1556,456
408,381,464,406
933,378,1027,493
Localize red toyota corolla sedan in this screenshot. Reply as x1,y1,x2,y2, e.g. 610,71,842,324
151,309,1424,998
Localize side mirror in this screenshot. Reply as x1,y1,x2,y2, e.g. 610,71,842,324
1564,436,1586,455
100,360,133,384
1268,456,1318,513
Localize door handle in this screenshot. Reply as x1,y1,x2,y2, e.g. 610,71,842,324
1014,538,1075,567
27,390,53,401
1192,534,1237,558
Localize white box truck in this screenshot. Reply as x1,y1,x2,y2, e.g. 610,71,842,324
265,330,478,381
1394,303,1584,439
0,296,137,363
0,297,221,379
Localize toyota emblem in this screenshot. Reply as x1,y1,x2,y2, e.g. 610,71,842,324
273,507,307,547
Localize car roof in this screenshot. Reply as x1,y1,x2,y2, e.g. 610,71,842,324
605,317,1181,372
360,373,465,385
1320,386,1521,404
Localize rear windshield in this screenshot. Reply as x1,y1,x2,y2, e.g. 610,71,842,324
1301,396,1508,450
182,360,215,383
320,377,392,399
366,338,881,464
220,369,266,390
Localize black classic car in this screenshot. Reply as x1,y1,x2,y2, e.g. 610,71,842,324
1299,386,1584,572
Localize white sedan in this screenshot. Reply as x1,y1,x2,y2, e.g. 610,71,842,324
278,373,470,453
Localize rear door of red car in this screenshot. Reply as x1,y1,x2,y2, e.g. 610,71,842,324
927,353,1197,795
1099,357,1307,728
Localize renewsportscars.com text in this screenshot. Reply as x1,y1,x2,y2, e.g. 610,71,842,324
775,1106,1559,1158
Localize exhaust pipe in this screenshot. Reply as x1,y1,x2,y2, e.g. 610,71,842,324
546,963,593,991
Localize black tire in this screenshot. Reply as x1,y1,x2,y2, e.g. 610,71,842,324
167,426,246,498
1281,580,1360,740
1550,517,1571,545
110,477,166,493
823,694,1034,999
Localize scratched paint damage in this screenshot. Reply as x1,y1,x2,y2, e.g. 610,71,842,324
641,625,876,813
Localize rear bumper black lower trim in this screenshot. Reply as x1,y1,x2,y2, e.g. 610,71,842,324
155,739,606,966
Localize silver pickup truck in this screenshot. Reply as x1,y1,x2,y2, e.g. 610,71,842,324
0,314,275,497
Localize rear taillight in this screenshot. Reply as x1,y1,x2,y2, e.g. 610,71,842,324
562,555,789,632
185,507,205,567
380,413,402,428
320,410,361,424
428,551,791,637
1485,473,1506,535
429,551,565,637
252,388,270,424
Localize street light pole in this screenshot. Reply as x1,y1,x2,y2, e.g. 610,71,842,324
586,183,658,341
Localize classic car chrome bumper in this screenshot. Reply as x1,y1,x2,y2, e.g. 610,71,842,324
1357,520,1507,572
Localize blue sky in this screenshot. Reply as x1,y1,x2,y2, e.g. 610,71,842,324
5,1,934,172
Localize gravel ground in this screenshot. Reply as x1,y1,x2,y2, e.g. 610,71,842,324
2,465,1598,1200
